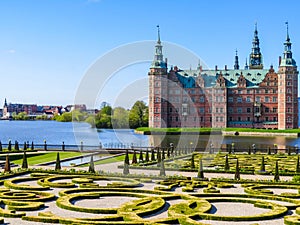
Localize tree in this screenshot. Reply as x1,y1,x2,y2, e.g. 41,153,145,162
55,152,61,170
274,160,280,182
14,141,19,151
224,154,230,171
4,155,11,172
88,155,95,173
123,150,130,175
31,141,34,150
234,159,240,180
0,141,2,152
197,159,205,179
159,160,166,176
267,147,271,155
23,142,27,150
260,156,266,172
129,101,148,128
22,151,28,169
112,107,129,129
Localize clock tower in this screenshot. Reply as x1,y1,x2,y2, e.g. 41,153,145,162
249,23,263,69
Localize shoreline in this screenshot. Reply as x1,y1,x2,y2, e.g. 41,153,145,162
135,129,300,137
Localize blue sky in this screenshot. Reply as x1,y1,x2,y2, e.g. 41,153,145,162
1,0,300,108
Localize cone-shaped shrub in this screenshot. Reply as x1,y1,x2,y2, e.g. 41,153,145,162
145,150,149,162
14,141,19,151
8,140,12,151
132,150,137,164
234,159,240,180
4,154,11,172
267,147,271,155
123,150,130,175
55,152,61,170
190,153,195,169
139,150,144,163
197,159,204,179
31,141,34,150
248,147,251,155
274,160,280,182
88,155,95,173
22,151,28,169
151,148,155,161
296,156,300,173
23,142,27,151
288,148,291,156
157,149,161,167
162,148,165,160
0,141,2,152
224,154,230,171
260,156,266,172
167,147,170,158
159,160,166,176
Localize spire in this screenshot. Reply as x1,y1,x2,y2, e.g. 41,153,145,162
4,98,7,107
249,23,263,69
286,21,290,42
234,49,239,70
157,25,161,44
245,58,249,70
151,25,166,68
280,22,296,67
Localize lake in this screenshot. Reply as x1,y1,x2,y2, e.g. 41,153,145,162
0,120,299,151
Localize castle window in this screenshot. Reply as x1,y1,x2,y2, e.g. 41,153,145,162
247,89,251,94
265,117,269,121
246,96,251,102
216,117,219,122
265,107,269,113
255,96,261,102
247,117,251,121
273,117,277,121
287,81,291,86
273,107,277,113
288,75,292,79
200,117,203,122
228,107,233,113
265,97,269,102
175,117,179,121
199,107,205,113
238,117,241,121
169,116,172,121
229,117,232,121
216,108,219,113
237,97,242,103
247,108,251,113
256,89,260,94
238,90,242,94
287,108,292,113
272,97,277,102
200,96,204,102
287,89,291,93
287,96,291,102
228,97,233,102
220,117,224,122
237,108,242,113
169,108,172,113
155,97,160,103
265,89,269,94
273,89,277,94
220,108,224,113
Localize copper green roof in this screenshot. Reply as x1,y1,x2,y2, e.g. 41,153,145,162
175,68,270,88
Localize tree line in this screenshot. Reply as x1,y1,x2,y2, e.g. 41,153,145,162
10,101,148,129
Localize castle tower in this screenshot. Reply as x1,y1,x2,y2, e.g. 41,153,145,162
249,23,263,69
148,26,168,128
278,22,298,129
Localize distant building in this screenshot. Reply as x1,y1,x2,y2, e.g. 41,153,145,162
149,24,298,129
2,98,37,119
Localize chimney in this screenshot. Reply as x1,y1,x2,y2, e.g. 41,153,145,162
215,65,218,71
225,65,227,71
279,56,282,66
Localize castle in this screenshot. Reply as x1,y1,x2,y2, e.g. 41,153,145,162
148,24,298,130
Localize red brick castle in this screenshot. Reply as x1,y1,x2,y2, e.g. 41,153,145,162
148,24,298,129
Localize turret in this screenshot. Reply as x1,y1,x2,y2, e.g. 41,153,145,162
249,23,263,69
234,49,239,70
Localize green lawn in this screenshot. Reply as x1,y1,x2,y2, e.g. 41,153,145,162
79,154,139,167
5,152,84,166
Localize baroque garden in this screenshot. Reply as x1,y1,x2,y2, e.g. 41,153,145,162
2,143,300,225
